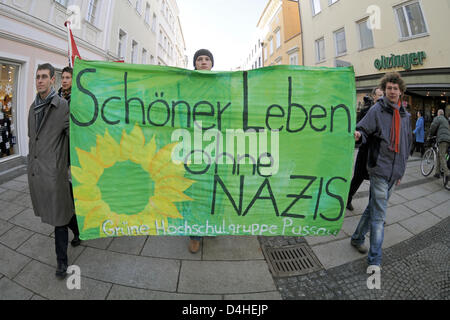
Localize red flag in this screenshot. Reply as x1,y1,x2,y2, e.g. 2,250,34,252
64,21,81,67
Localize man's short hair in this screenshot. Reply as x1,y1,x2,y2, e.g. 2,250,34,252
380,72,406,93
438,109,444,116
37,63,55,78
62,66,73,76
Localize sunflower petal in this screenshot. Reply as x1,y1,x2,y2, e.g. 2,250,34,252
83,202,110,230
76,148,104,179
73,185,102,201
149,196,183,219
155,186,193,202
71,166,99,185
149,142,179,176
96,129,120,168
157,176,196,192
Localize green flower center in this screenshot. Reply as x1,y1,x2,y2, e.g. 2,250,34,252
98,160,154,215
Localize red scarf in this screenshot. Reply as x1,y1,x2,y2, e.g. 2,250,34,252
389,100,402,153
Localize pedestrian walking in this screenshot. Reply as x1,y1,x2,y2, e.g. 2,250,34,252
188,49,214,254
351,72,412,267
429,109,450,184
411,111,425,157
346,87,383,211
28,63,80,279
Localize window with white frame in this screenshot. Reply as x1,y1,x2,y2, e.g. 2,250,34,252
264,47,268,61
394,1,428,39
131,40,138,64
329,0,339,5
275,29,281,49
269,38,274,55
315,37,325,62
311,0,321,15
150,55,155,64
86,0,98,24
142,48,147,64
357,19,374,50
289,53,298,65
118,29,127,58
135,0,142,13
334,28,347,56
152,13,157,32
55,0,69,7
145,3,151,24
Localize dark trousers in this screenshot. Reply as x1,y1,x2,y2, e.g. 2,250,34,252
411,141,425,157
348,144,369,205
55,214,79,265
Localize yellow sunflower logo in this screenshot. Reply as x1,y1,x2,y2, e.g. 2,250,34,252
72,124,195,237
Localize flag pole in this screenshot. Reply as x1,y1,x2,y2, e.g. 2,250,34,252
64,21,73,67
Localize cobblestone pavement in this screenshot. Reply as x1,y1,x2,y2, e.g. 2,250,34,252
274,217,449,300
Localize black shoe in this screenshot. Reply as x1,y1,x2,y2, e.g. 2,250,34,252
433,173,441,179
55,261,68,279
346,202,354,211
71,235,81,247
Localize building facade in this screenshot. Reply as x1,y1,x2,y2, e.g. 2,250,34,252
258,0,303,67
300,0,450,127
0,0,186,174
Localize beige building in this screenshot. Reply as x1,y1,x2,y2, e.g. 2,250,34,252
300,0,450,125
0,0,186,179
258,0,303,67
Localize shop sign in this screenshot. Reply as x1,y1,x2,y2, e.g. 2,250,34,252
374,51,426,71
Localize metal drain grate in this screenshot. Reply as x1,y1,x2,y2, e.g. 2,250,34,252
262,244,323,277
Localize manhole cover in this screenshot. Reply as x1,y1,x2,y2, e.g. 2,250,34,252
262,243,323,277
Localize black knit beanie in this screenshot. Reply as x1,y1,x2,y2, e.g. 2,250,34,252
193,49,214,69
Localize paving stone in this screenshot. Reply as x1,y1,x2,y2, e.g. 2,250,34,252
395,185,432,201
74,247,180,292
0,226,34,250
0,187,7,194
429,200,450,219
31,295,47,300
305,230,347,246
399,212,442,235
425,190,450,205
420,181,445,193
140,236,201,260
8,209,54,235
14,260,111,300
17,233,85,267
0,277,34,300
81,237,114,250
178,260,276,294
224,291,282,300
0,180,28,192
382,224,414,249
0,243,31,278
310,238,365,269
13,175,28,183
385,204,417,225
203,236,264,260
10,193,33,209
387,193,408,207
404,197,440,213
106,284,221,300
0,200,27,221
340,216,362,237
0,219,14,237
108,236,147,255
0,189,24,202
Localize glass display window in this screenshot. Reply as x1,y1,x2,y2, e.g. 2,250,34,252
0,62,18,159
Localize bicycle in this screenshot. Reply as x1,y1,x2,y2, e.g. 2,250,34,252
420,136,450,190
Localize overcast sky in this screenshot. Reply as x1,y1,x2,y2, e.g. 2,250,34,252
177,0,268,71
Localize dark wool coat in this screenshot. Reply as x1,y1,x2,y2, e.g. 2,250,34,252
27,94,74,227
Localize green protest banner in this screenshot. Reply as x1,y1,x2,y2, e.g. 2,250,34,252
70,59,356,240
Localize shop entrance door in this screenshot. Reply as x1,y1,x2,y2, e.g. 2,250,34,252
0,61,19,161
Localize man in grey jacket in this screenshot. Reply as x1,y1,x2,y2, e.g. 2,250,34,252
28,64,80,279
351,72,412,267
429,109,450,184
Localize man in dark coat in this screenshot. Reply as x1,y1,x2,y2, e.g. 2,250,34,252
429,109,450,184
346,87,383,211
28,63,80,279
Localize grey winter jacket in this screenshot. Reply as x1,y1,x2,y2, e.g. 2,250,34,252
429,115,450,144
356,97,412,183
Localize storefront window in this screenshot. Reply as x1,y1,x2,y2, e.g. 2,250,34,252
0,62,18,159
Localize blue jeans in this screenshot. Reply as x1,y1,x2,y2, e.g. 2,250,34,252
351,175,395,266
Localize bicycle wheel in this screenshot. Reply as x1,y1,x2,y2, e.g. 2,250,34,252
420,148,436,177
